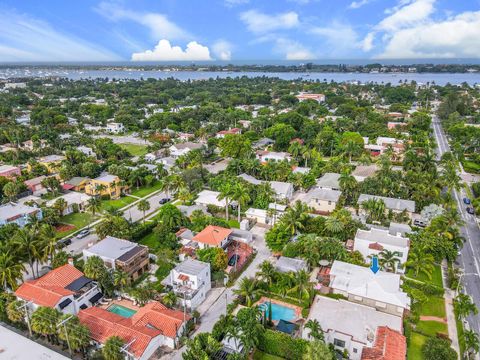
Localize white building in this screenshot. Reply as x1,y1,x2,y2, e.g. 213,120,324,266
256,150,292,163
296,93,325,103
162,259,211,310
77,146,96,158
105,122,125,134
195,190,227,208
329,261,410,317
353,228,410,268
46,191,92,216
0,202,43,227
169,142,203,158
297,188,341,214
238,174,294,200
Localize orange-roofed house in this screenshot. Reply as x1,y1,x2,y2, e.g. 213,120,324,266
79,302,189,359
296,93,325,103
361,326,407,360
216,128,242,139
192,225,232,249
15,264,102,315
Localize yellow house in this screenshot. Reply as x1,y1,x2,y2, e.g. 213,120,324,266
28,155,66,173
85,174,124,199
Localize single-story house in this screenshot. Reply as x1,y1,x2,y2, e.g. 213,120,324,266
64,177,90,192
352,165,379,182
169,142,203,158
195,190,227,208
0,202,43,227
297,188,342,214
238,174,294,200
316,172,341,190
0,165,21,178
46,191,92,215
192,225,232,249
24,175,47,195
275,256,308,273
357,194,416,217
256,151,292,163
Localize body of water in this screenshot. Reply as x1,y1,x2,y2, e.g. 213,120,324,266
1,68,480,86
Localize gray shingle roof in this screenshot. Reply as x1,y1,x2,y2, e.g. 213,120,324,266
358,194,415,213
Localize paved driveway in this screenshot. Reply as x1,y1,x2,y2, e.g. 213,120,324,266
122,192,167,223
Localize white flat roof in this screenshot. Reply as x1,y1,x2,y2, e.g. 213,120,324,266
195,190,226,208
355,228,409,248
84,236,138,260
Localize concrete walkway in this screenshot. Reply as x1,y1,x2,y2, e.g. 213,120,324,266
441,260,460,355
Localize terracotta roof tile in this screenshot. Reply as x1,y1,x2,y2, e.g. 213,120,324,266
368,242,384,251
361,326,406,360
192,225,232,247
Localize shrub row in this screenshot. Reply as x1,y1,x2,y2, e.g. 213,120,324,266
257,329,309,359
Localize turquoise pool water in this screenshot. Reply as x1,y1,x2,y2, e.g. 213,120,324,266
258,301,296,321
107,304,137,318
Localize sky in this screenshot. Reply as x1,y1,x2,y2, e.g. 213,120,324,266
0,0,479,62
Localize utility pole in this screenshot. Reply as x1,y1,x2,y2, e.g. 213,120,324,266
18,301,33,337
57,315,74,357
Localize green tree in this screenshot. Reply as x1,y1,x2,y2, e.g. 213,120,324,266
103,336,125,360
6,300,25,323
137,199,151,224
464,330,480,359
234,277,258,307
236,307,264,353
422,337,457,360
231,182,251,223
86,196,101,217
31,306,61,342
183,333,222,360
0,251,25,290
3,182,19,202
162,291,178,308
406,248,434,279
378,249,401,273
113,270,129,292
304,319,324,341
454,294,478,320
217,182,234,221
197,247,228,272
58,314,90,353
13,227,41,279
84,256,107,281
303,340,333,360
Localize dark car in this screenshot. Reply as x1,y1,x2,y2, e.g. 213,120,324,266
76,229,90,238
413,219,427,228
464,198,471,205
467,207,475,215
228,254,240,266
159,197,171,204
56,238,72,248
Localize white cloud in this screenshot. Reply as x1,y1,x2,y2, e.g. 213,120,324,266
310,22,360,56
377,0,435,31
274,38,314,60
224,0,250,7
349,0,372,9
0,10,119,61
362,32,375,51
131,39,212,61
240,10,299,33
379,11,480,58
212,40,233,61
96,2,189,40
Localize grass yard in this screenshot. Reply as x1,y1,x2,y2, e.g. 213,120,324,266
253,350,285,360
407,332,428,360
227,219,240,228
119,143,148,157
139,232,159,250
56,212,97,237
406,264,443,288
462,160,480,174
100,196,136,211
415,320,448,337
419,296,447,318
130,181,163,197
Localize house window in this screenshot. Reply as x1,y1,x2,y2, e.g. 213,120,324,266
334,339,346,348
353,348,357,353
328,201,332,205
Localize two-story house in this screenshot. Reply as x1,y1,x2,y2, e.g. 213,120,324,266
83,236,150,282
0,165,21,179
162,259,211,310
15,264,102,315
0,202,43,228
192,225,232,249
85,174,124,199
297,188,342,214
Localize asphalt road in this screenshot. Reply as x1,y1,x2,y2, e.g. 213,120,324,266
432,114,480,334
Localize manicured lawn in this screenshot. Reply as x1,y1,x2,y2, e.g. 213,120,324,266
406,264,443,288
419,296,446,318
130,181,163,197
56,212,97,237
139,232,159,250
227,219,240,228
119,143,148,157
463,160,480,174
408,332,427,360
100,196,136,211
415,320,448,337
253,350,285,360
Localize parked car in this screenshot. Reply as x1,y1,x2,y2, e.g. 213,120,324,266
464,198,471,205
466,207,475,215
159,197,171,204
228,254,240,266
413,219,427,228
56,238,72,248
76,229,90,238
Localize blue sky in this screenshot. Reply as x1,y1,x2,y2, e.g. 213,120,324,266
0,0,479,62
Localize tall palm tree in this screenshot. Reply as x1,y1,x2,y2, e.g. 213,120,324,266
378,249,402,273
86,197,101,218
234,277,258,307
162,291,178,308
231,182,251,223
31,306,61,343
324,216,345,236
0,251,25,290
6,300,25,323
454,294,478,320
217,182,234,221
103,336,124,360
137,199,151,224
304,319,324,341
84,256,106,281
406,249,434,279
58,314,90,353
113,270,129,293
282,201,310,235
13,227,41,278
288,270,312,301
464,330,480,359
3,182,19,202
258,261,276,290
339,172,358,202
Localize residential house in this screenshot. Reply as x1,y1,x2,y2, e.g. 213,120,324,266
316,172,341,190
238,174,294,200
30,155,66,173
79,302,189,359
192,225,232,249
238,120,251,128
169,142,203,158
155,156,176,173
194,190,227,208
64,177,90,192
178,132,194,141
15,264,101,315
105,122,125,134
297,188,341,214
24,175,47,195
46,192,92,216
0,165,21,178
77,146,96,158
275,256,308,273
352,165,379,182
162,259,211,310
256,150,292,163
252,138,274,150
361,326,407,360
0,202,43,227
357,194,416,218
216,128,242,138
388,122,408,130
353,228,410,268
178,204,209,218
83,236,150,282
0,143,17,153
329,261,410,317
296,93,326,103
245,208,269,225
22,139,47,151
85,174,123,199
292,166,310,175
303,296,404,360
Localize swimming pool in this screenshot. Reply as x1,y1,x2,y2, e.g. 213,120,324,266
258,301,296,322
107,304,137,318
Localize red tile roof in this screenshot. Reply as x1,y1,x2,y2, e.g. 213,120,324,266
192,225,232,247
368,242,384,251
361,326,406,360
79,302,189,358
15,264,84,307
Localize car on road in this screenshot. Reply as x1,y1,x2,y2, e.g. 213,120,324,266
159,197,171,204
228,254,240,266
413,219,427,228
76,229,90,238
466,207,475,215
56,238,72,248
464,197,471,205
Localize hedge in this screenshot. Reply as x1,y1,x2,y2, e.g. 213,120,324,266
403,278,444,296
257,329,308,359
130,221,157,241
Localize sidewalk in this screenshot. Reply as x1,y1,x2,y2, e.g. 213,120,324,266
441,260,460,355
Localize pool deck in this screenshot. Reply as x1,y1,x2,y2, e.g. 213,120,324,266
99,298,140,311
255,296,303,321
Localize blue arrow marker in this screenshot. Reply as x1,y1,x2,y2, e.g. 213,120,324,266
370,256,380,274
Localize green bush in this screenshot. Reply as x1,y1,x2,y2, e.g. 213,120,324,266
130,221,157,241
403,278,444,296
257,329,308,359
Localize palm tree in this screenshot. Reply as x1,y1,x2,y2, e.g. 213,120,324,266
84,256,106,281
282,201,310,235
289,270,312,301
303,340,333,360
13,227,41,278
324,216,345,236
225,322,243,352
234,277,258,307
339,172,358,202
53,198,67,217
113,270,128,293
378,249,402,273
406,249,434,279
86,197,101,217
0,251,25,290
304,319,324,341
162,291,177,308
176,186,192,204
137,199,151,224
258,261,276,290
342,139,362,163
217,182,234,221
464,330,480,359
231,182,251,223
58,314,90,353
183,333,222,360
31,306,61,343
3,182,19,202
454,294,478,320
361,198,386,222
103,336,125,360
39,224,57,264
